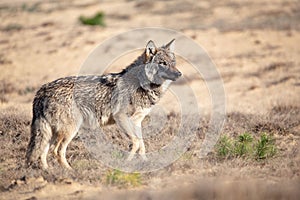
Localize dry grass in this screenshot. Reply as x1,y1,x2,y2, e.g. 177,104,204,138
0,103,299,198
0,0,299,198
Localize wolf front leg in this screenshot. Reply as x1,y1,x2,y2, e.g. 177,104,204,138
131,108,152,160
111,87,149,161
112,111,140,161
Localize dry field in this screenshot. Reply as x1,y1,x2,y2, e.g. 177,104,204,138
0,0,299,199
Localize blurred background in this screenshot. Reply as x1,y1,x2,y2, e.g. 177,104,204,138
0,0,299,199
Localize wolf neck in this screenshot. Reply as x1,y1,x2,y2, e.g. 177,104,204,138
161,80,172,92
120,52,146,74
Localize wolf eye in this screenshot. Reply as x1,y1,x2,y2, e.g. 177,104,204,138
159,61,167,66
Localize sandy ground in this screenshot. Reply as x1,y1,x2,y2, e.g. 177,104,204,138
0,0,299,199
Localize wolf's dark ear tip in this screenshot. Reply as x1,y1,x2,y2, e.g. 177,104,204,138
164,39,176,52
167,39,175,44
147,40,156,48
146,40,157,56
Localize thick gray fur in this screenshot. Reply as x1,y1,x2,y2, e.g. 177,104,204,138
26,39,182,170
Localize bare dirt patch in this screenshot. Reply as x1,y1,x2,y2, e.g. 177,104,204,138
0,0,299,199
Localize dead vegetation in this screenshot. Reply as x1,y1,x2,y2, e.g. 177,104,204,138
0,103,299,198
0,0,299,199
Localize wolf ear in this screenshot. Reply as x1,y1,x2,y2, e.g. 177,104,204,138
145,40,157,57
144,63,164,85
145,63,158,83
138,63,157,90
139,63,163,90
164,39,175,52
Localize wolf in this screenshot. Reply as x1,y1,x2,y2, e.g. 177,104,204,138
26,39,182,170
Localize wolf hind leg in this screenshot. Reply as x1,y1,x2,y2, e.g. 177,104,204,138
56,119,82,169
53,134,64,158
57,133,75,170
37,121,52,170
40,143,50,170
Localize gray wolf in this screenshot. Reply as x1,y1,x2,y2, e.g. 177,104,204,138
26,39,181,170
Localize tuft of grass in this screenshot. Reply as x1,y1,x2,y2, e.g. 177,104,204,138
18,86,36,95
105,169,141,188
255,133,277,160
72,159,99,170
234,133,254,157
79,12,105,26
215,135,233,158
181,151,194,161
2,23,23,32
215,132,277,160
111,150,124,159
21,3,40,12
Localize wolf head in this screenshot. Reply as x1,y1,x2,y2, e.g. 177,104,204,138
144,39,182,85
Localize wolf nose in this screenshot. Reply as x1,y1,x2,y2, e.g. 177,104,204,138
176,71,182,77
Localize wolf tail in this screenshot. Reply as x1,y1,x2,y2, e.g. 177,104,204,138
26,115,52,169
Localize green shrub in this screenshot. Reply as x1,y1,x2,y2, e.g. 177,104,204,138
215,135,233,158
255,133,277,159
21,3,40,12
79,12,105,26
2,23,23,31
105,169,141,188
215,132,277,160
234,133,254,157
